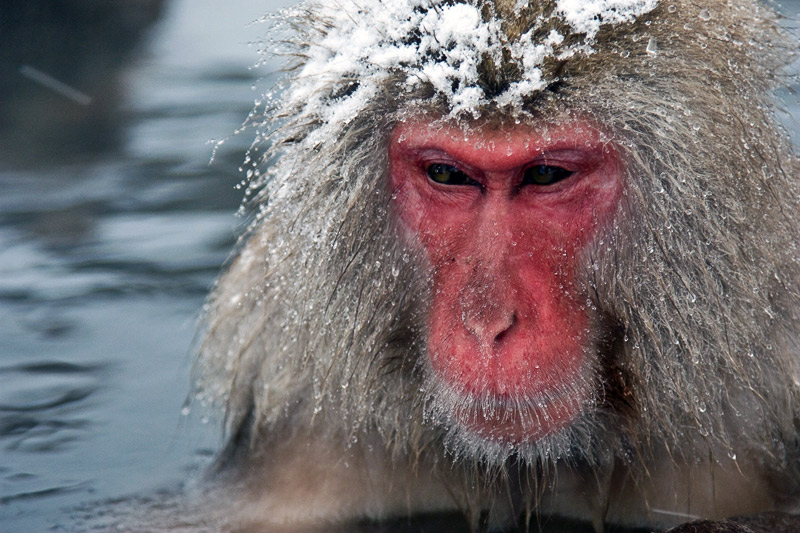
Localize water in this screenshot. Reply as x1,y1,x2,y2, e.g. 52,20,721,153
0,1,797,532
0,0,290,530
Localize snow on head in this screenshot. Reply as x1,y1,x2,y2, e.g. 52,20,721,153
272,0,657,134
556,0,658,40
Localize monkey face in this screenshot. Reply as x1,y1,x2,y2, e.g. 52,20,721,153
389,118,624,443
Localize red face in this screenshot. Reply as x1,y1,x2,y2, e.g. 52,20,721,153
389,118,624,443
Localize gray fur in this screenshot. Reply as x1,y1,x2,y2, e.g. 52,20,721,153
194,0,800,530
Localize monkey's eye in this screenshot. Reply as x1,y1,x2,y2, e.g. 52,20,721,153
523,165,574,186
427,163,476,186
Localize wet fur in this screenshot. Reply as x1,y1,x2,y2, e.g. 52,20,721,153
195,1,800,530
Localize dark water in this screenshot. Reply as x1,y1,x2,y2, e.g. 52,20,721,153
0,1,798,532
0,0,289,530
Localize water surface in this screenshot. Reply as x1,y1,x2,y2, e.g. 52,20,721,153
0,0,288,530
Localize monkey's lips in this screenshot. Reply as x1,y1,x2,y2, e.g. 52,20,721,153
429,334,593,443
451,385,590,444
429,323,594,443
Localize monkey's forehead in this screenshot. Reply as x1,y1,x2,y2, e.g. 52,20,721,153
275,0,657,131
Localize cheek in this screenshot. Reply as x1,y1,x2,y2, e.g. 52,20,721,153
389,177,427,244
390,182,468,261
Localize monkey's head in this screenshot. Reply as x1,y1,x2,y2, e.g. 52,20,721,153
197,0,800,469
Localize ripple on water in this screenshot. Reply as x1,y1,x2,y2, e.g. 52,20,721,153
0,361,107,454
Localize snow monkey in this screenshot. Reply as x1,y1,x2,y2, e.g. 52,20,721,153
194,0,800,531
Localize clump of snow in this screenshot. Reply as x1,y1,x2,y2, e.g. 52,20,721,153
556,0,658,41
273,0,657,136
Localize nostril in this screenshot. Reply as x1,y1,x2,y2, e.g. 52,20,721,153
458,279,517,349
462,305,516,349
493,312,516,345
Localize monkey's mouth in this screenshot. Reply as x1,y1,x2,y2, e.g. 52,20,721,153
425,334,597,444
445,384,592,444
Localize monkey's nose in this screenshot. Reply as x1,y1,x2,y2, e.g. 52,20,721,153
460,297,517,350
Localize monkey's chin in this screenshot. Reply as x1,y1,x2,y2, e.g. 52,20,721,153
452,388,589,445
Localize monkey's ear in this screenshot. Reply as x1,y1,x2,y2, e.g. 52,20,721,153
662,512,800,533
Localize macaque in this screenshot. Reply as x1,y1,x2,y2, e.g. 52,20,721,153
194,0,800,531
